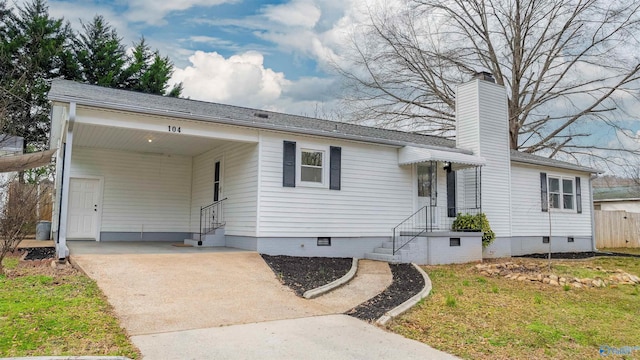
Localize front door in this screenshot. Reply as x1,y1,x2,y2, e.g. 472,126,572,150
416,163,437,228
67,178,100,240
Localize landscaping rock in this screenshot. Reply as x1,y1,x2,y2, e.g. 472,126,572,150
473,260,639,290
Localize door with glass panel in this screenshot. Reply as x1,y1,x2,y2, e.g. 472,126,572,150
416,163,437,229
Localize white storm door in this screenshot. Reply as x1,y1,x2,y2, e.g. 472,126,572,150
416,163,437,229
67,178,101,240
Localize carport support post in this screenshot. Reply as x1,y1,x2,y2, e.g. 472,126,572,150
57,102,75,260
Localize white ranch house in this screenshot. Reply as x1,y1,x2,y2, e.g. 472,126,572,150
48,74,599,265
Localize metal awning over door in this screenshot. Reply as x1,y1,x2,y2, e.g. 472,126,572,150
398,146,485,169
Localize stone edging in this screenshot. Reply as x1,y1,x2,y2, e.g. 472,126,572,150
376,263,432,326
303,258,359,299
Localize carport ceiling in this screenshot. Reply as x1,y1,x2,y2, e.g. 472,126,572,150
73,123,228,156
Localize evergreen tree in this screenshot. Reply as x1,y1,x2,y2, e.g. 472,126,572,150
68,15,127,87
0,0,70,152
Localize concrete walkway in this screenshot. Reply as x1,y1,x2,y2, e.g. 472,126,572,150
310,259,393,312
69,242,458,359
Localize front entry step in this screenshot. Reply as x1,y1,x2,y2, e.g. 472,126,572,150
364,241,412,263
184,228,225,247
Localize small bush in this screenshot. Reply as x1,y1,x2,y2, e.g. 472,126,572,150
451,212,495,248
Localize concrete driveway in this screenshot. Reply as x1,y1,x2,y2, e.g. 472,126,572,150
69,241,458,359
70,242,333,335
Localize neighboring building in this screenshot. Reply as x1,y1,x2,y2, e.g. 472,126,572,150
593,186,640,213
47,75,599,264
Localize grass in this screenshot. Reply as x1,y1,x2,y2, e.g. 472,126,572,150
0,255,139,358
389,257,640,360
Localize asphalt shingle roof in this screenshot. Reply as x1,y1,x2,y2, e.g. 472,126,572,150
48,79,599,173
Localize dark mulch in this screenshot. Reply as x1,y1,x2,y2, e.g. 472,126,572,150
261,254,352,296
516,251,640,259
345,264,424,322
22,247,56,261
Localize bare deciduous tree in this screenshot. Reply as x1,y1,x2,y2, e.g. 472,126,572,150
338,0,640,166
0,180,39,275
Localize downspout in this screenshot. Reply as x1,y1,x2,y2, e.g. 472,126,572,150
56,102,76,260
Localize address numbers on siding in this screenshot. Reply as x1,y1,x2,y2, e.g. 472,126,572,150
168,125,181,133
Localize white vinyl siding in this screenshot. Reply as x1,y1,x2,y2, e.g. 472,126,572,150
511,164,592,237
70,147,192,233
190,142,258,236
456,80,512,237
257,132,413,237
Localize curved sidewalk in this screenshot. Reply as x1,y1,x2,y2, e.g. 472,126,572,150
310,259,393,312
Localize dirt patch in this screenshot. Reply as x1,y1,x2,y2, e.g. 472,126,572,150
3,249,76,278
516,251,640,259
345,264,424,322
261,255,352,296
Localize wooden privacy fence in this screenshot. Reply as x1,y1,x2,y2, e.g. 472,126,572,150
594,210,640,248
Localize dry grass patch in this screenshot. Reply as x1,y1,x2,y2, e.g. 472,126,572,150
389,257,640,360
601,248,640,256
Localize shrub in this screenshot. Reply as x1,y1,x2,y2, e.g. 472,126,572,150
451,212,496,248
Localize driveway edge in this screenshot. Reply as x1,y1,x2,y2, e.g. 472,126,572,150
303,258,359,299
376,263,432,326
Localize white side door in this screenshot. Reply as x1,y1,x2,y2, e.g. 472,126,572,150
67,178,101,240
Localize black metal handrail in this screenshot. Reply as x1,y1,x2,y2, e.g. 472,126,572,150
392,206,429,255
392,206,481,255
200,198,228,241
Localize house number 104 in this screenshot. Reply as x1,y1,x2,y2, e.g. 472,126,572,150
168,126,181,133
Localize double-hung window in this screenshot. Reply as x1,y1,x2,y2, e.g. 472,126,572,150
548,176,574,210
300,149,324,184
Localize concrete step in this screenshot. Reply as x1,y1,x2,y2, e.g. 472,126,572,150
381,241,416,250
364,252,402,264
373,247,394,255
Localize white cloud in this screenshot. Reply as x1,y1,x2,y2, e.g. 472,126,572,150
170,51,290,109
123,0,238,25
261,0,322,28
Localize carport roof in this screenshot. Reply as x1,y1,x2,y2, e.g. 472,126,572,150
48,79,598,174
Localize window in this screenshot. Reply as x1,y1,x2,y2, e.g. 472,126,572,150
449,238,461,247
548,176,574,210
542,236,550,244
300,149,324,183
282,141,341,189
417,164,433,197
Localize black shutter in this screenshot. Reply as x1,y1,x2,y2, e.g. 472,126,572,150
330,146,341,190
575,176,582,214
540,172,548,212
447,166,456,217
283,141,296,187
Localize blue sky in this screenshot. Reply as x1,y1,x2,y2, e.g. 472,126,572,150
41,0,359,114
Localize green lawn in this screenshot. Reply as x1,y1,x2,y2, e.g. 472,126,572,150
0,256,139,358
389,257,640,360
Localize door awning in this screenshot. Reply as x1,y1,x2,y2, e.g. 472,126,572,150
0,149,57,173
398,146,485,169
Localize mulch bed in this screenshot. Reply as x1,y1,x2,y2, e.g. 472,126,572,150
516,251,640,259
261,254,426,322
21,247,56,261
261,255,352,296
346,264,424,322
